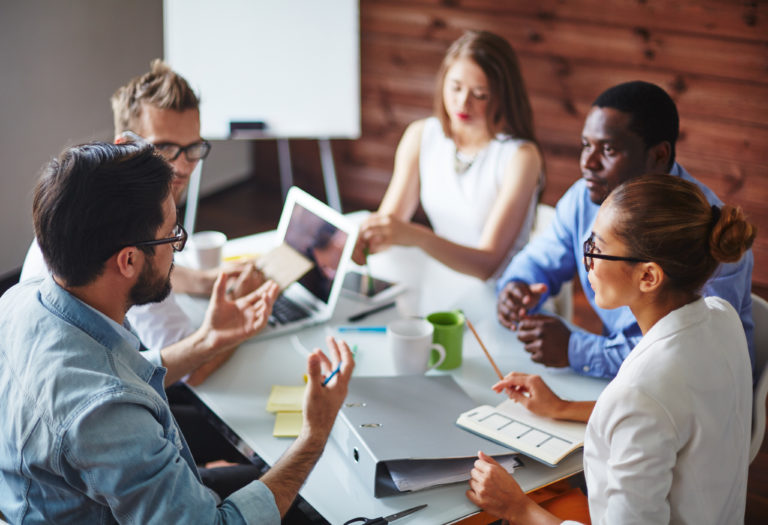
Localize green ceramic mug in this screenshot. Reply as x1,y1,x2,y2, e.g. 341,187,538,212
426,310,465,370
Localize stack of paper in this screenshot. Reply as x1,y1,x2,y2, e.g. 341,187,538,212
385,455,521,492
266,385,305,437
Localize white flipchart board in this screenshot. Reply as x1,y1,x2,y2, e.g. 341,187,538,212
163,0,360,140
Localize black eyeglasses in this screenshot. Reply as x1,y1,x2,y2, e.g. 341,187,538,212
583,233,647,273
153,140,211,162
134,223,188,252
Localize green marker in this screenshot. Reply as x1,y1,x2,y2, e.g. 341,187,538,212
362,247,375,296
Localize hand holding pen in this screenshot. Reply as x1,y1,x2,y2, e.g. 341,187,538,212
302,336,355,438
322,361,342,386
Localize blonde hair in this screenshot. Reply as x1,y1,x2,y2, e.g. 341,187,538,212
110,59,199,134
433,30,536,143
608,174,756,294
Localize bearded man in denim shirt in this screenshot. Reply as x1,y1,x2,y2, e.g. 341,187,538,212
0,142,354,524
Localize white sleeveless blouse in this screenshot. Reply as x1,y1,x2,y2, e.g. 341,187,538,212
418,117,540,278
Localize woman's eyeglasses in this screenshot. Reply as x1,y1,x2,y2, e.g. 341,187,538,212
583,233,647,273
133,223,188,252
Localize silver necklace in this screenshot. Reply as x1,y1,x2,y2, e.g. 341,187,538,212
454,149,477,174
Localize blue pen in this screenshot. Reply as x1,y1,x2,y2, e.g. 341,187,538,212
322,362,342,386
336,326,387,333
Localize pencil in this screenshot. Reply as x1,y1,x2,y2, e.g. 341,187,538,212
362,247,375,297
466,318,504,381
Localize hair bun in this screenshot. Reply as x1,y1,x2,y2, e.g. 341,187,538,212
709,204,757,263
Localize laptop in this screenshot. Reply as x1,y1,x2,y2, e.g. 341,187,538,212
255,186,358,339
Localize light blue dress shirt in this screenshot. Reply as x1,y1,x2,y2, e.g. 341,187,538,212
496,163,755,379
0,277,279,524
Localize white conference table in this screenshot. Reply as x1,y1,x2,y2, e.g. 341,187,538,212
178,226,609,524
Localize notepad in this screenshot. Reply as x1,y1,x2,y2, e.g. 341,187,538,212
273,412,303,437
266,385,305,413
456,399,586,467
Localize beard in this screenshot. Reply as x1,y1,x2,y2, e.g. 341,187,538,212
129,257,173,306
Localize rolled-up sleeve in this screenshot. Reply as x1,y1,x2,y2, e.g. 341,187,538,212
568,323,642,378
496,184,582,307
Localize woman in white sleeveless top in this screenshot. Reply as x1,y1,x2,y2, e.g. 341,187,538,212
356,30,543,280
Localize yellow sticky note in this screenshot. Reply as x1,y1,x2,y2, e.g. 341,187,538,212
273,412,303,437
266,385,305,413
223,253,260,262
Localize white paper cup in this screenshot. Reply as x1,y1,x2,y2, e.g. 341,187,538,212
187,231,227,270
387,319,446,375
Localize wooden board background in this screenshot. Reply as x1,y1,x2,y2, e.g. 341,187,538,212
252,0,768,286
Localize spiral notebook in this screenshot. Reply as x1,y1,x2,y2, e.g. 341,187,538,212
456,398,586,467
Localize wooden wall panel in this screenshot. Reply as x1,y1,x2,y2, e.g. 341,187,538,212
262,0,768,285
377,0,768,42
361,3,768,83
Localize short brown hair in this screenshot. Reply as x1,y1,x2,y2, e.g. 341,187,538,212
33,142,172,287
608,174,756,295
434,30,536,143
111,59,200,135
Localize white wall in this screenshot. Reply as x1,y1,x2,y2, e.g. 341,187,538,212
0,0,251,278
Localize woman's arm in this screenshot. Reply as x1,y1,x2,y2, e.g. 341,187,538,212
377,119,426,219
467,451,564,525
494,372,595,423
351,120,423,265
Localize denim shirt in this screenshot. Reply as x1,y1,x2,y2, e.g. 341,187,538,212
496,163,755,380
0,277,279,524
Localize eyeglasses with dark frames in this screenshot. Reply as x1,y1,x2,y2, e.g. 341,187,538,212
583,233,647,273
133,223,188,252
121,130,212,163
153,140,212,162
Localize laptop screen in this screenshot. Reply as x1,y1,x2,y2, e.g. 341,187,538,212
283,203,349,303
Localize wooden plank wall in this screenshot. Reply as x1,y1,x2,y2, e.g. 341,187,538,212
257,0,768,285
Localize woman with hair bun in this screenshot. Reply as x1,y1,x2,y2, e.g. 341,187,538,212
467,174,756,524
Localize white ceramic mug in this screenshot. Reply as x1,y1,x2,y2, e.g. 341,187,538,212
387,319,446,375
187,231,227,270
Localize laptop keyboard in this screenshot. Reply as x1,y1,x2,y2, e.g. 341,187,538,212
271,295,312,324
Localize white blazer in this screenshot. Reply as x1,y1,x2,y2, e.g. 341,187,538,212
571,296,751,524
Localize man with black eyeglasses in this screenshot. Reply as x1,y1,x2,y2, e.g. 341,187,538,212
0,142,353,523
111,60,229,302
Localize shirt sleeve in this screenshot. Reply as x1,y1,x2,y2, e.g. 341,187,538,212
19,238,49,283
127,292,195,351
568,319,643,378
61,393,280,524
701,254,755,375
495,185,581,306
589,387,678,524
